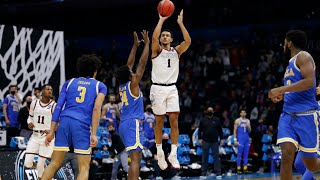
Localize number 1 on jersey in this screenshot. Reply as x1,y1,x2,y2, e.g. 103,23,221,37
167,59,171,68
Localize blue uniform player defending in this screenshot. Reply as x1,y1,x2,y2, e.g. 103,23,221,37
143,104,156,148
269,30,320,180
233,109,251,174
42,54,107,180
116,30,149,180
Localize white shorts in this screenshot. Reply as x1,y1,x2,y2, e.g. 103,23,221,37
25,132,55,158
150,84,180,115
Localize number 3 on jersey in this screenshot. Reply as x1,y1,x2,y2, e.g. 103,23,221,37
120,91,129,106
76,86,86,103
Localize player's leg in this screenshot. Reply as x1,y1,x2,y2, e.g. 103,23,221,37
42,151,67,180
24,136,39,168
150,85,168,170
37,156,46,179
243,143,250,173
294,151,315,180
76,155,91,180
296,113,320,172
277,113,299,180
128,151,142,180
119,119,144,179
236,144,244,173
42,118,71,180
167,86,180,169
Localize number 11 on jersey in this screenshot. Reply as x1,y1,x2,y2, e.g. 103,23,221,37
167,59,171,68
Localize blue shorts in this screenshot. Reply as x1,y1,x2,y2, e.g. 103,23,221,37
54,117,91,155
277,111,319,158
119,119,143,153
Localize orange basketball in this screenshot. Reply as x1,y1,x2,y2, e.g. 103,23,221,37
157,0,175,17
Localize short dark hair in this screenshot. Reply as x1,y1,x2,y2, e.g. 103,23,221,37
116,65,131,85
77,54,102,77
41,84,52,91
34,87,41,91
8,84,18,90
286,30,307,49
240,109,246,113
161,29,173,38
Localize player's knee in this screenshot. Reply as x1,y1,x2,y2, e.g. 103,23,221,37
24,156,33,168
24,160,33,168
170,120,179,130
281,149,295,164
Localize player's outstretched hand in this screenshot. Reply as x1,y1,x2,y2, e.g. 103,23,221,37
28,122,35,129
141,30,150,44
90,135,98,148
45,133,54,146
133,31,141,47
177,9,183,25
159,13,170,21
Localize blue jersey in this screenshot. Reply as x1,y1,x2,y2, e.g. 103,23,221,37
3,95,20,128
106,104,117,120
119,81,144,121
283,53,318,113
237,119,250,142
143,112,155,139
52,77,107,125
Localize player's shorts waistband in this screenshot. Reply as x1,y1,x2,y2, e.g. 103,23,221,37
33,130,45,133
152,83,175,86
285,110,317,116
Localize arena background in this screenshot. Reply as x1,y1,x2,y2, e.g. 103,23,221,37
1,0,320,179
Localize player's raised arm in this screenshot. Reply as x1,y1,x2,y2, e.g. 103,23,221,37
152,15,169,58
131,30,150,88
175,10,191,57
127,31,141,69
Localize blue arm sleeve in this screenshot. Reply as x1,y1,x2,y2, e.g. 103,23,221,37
99,82,107,95
52,80,69,122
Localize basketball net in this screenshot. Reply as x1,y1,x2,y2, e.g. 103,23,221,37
0,24,65,101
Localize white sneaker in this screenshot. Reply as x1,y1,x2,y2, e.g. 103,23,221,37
155,177,163,180
200,176,207,179
140,166,150,172
157,152,168,170
168,154,180,170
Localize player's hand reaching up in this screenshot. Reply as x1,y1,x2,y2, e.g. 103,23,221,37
159,13,170,21
141,30,150,44
90,135,98,147
45,133,54,146
133,31,141,47
177,9,183,25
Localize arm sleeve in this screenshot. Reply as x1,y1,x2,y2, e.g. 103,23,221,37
52,81,69,122
27,100,36,124
98,82,107,95
3,96,8,105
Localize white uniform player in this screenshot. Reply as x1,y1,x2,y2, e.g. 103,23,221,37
150,47,180,115
150,10,191,171
24,85,56,179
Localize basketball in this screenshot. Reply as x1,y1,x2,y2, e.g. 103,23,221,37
157,0,175,17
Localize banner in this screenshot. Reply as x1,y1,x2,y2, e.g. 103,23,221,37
0,24,65,101
0,150,74,180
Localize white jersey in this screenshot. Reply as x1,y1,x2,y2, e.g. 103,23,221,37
27,99,56,131
151,47,179,84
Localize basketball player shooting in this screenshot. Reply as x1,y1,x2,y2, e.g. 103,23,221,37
150,9,191,170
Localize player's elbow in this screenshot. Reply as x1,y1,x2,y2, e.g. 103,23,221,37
185,39,191,45
93,106,102,113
